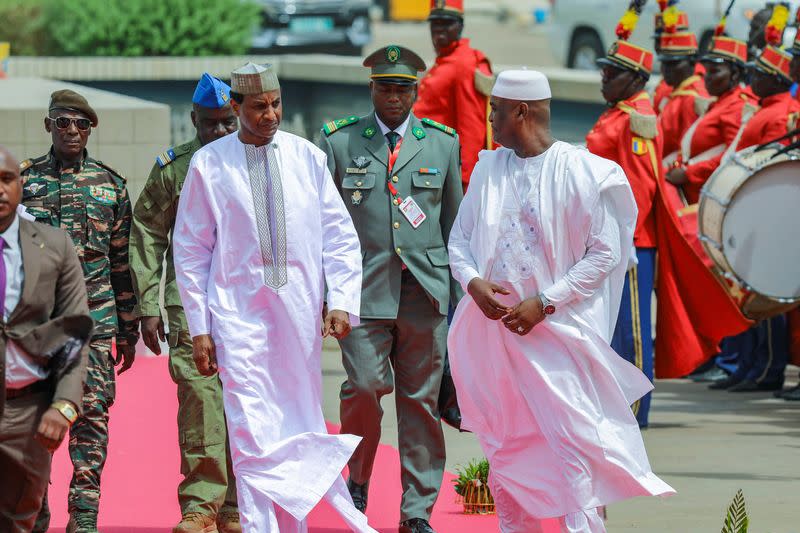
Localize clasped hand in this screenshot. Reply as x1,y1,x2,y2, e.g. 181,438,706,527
467,277,546,336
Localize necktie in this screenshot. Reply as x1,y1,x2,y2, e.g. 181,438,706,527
0,236,6,321
386,131,400,153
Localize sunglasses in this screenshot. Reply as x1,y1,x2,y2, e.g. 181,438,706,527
48,116,92,131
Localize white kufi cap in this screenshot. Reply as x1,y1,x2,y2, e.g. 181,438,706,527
491,69,551,101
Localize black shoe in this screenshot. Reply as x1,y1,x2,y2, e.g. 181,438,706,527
774,384,800,398
782,386,800,401
709,376,741,390
399,518,435,533
347,478,368,513
690,367,729,383
728,379,784,392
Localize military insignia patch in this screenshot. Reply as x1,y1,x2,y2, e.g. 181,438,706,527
631,137,648,155
89,185,117,205
419,168,439,175
221,90,229,103
420,118,456,136
386,45,401,63
412,127,426,140
156,149,176,168
323,115,360,136
19,159,33,173
351,190,363,205
346,167,368,174
353,156,370,169
23,181,47,197
362,126,377,139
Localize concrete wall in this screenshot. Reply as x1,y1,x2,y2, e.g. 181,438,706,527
0,77,170,200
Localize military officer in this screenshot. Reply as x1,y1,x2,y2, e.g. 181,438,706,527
319,45,463,533
129,74,241,533
21,89,139,533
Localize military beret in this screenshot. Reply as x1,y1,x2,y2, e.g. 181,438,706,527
193,73,232,108
49,89,98,127
363,45,427,85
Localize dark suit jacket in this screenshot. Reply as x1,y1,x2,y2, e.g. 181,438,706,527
0,217,93,418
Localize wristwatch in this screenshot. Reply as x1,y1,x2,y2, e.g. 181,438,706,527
539,294,556,316
51,400,78,425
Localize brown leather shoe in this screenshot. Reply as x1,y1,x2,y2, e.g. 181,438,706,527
173,513,218,533
217,511,242,533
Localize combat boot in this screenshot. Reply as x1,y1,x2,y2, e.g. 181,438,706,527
66,511,98,533
173,512,218,533
217,510,242,533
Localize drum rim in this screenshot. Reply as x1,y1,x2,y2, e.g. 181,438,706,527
698,147,800,303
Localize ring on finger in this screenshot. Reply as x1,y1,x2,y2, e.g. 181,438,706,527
517,326,524,333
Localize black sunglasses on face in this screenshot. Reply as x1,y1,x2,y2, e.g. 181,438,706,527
47,116,92,131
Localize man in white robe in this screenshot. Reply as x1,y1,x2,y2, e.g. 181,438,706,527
447,70,675,532
174,63,376,533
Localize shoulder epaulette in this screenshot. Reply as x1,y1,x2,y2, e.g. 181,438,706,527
95,160,126,182
694,96,714,117
156,148,177,168
322,115,360,136
474,70,496,97
629,111,658,140
788,112,800,134
421,118,456,136
19,159,33,173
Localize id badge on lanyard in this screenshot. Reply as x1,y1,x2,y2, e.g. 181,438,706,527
386,137,426,229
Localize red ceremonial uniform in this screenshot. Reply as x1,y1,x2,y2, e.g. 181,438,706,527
414,38,492,190
653,63,705,114
586,91,661,247
659,74,709,162
680,86,758,204
735,91,800,150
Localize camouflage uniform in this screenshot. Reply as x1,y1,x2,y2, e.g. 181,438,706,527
129,138,238,518
20,149,139,518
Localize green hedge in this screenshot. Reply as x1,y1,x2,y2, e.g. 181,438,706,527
0,0,261,56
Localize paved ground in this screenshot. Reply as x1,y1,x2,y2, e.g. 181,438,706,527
320,339,799,532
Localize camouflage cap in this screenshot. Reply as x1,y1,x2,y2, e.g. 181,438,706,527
49,89,98,127
363,45,427,85
230,62,280,95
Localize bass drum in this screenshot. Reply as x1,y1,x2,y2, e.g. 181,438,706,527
699,145,800,320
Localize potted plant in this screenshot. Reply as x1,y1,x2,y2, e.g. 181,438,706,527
453,458,495,515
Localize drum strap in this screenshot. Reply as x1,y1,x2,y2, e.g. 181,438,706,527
688,144,726,166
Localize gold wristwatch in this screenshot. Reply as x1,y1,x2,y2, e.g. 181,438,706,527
51,400,79,424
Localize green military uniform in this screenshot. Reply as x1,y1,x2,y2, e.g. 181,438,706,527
20,149,139,518
320,111,463,521
129,137,238,519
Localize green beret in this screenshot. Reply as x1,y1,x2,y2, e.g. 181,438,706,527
48,89,98,127
363,45,426,85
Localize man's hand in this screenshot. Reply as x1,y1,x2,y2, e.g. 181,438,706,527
35,407,72,453
502,296,546,336
467,277,511,320
323,310,352,340
114,343,136,375
192,334,218,376
141,316,166,355
666,167,688,186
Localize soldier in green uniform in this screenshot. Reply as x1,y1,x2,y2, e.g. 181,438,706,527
129,73,241,533
21,90,139,533
319,45,464,533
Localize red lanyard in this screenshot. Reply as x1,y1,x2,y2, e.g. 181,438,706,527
387,137,404,199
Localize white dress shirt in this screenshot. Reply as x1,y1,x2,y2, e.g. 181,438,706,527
375,113,411,140
3,214,47,388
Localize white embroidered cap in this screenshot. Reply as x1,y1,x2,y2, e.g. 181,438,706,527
491,69,552,101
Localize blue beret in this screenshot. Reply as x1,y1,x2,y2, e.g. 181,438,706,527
192,73,232,109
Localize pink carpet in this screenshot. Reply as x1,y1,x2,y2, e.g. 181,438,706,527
44,356,518,532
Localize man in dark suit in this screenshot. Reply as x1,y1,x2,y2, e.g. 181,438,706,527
0,145,93,532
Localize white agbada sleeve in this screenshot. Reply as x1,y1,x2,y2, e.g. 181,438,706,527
174,156,216,337
318,157,362,326
541,172,624,307
448,158,486,293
